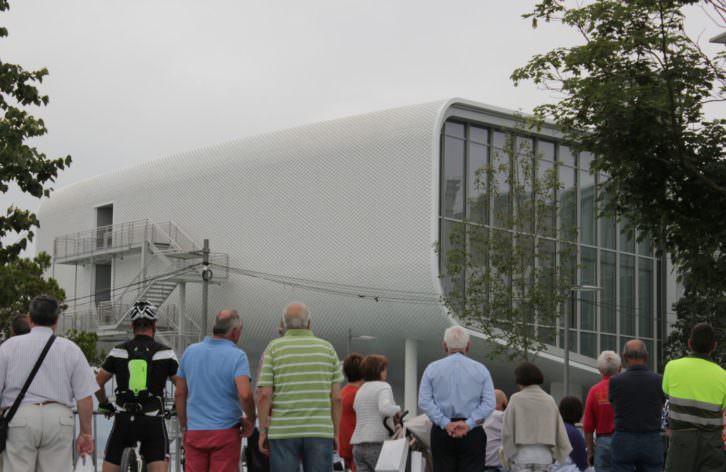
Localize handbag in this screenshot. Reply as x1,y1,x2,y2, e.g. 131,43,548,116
375,427,409,472
0,335,56,454
409,451,426,472
74,454,94,472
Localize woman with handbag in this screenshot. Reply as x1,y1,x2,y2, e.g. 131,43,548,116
350,355,401,472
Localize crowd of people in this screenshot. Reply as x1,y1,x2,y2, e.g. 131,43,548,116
0,295,723,472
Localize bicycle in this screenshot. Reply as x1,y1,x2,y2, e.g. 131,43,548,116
100,407,179,472
119,441,145,472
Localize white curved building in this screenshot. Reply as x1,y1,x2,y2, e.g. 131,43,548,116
37,98,673,408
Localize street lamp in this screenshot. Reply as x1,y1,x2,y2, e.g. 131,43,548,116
564,285,602,396
347,328,375,355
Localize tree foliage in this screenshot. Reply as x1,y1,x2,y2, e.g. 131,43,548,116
663,278,726,366
440,127,575,361
512,0,726,294
0,252,64,337
64,329,105,366
0,0,71,264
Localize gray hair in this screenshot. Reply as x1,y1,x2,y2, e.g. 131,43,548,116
443,325,470,350
622,339,648,360
283,302,310,329
212,309,242,336
596,350,621,376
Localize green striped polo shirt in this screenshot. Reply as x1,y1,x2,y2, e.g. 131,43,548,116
663,355,726,431
258,329,343,439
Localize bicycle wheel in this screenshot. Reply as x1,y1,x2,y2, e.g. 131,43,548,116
120,447,139,472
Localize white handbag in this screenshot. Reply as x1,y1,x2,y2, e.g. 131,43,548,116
409,450,426,472
74,454,94,472
375,428,409,472
404,415,432,450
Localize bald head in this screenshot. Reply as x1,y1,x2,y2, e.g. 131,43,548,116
622,339,648,367
495,389,508,411
283,302,310,330
213,309,242,339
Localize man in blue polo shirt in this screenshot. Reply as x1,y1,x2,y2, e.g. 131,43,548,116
175,309,256,471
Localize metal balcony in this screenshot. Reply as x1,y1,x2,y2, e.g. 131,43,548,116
53,219,199,265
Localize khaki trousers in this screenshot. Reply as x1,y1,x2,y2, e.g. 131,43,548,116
3,403,75,472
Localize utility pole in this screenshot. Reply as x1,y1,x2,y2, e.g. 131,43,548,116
201,239,211,340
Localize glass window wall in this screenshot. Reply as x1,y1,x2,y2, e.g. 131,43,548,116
439,119,661,361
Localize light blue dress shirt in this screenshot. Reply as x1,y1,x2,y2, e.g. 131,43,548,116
418,352,495,429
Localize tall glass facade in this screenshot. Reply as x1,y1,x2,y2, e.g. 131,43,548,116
439,119,664,364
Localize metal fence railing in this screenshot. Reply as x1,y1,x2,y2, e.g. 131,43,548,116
53,219,200,262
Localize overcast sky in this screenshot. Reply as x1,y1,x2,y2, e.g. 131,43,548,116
1,0,723,253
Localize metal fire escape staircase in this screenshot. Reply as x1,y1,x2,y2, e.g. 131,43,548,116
53,220,228,350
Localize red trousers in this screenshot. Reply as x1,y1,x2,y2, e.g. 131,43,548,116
184,427,241,472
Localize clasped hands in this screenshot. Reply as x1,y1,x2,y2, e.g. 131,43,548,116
445,420,471,438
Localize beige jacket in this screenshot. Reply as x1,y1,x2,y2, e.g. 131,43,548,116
501,385,572,466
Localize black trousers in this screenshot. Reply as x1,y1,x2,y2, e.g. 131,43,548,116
430,424,486,472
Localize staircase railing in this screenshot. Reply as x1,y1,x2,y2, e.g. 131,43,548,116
54,219,151,261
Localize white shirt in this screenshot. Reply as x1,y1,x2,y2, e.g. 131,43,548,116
350,381,401,444
513,444,553,465
0,326,98,408
484,409,504,466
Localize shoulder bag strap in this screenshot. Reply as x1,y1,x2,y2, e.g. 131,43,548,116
2,335,56,422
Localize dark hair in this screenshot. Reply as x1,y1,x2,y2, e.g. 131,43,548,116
132,318,156,331
559,396,584,424
10,314,30,336
360,355,388,381
690,323,716,354
514,362,544,386
343,353,364,382
29,295,60,327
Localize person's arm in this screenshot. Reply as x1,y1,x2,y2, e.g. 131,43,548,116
175,377,188,432
257,386,273,455
377,384,401,416
582,389,596,465
418,366,449,430
331,383,342,445
236,375,256,436
584,431,595,466
661,362,670,397
69,343,100,456
95,369,113,404
256,346,275,456
76,396,94,455
328,348,344,445
465,368,495,430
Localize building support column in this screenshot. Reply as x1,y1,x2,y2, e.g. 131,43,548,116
178,282,186,353
404,338,418,416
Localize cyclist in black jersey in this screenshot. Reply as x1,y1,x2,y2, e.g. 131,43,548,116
95,301,179,472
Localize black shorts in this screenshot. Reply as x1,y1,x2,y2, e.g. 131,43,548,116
104,413,169,465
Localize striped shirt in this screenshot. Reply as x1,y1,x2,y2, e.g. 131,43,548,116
663,355,726,431
258,329,343,439
0,326,98,408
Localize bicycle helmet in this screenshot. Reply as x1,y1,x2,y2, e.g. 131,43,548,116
126,301,158,322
